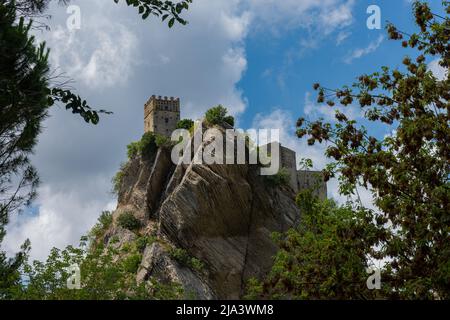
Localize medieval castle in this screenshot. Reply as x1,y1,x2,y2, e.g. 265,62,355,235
144,95,327,199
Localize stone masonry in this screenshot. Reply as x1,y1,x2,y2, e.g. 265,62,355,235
144,95,180,137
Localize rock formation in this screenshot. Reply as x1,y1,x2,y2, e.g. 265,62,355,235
103,123,301,299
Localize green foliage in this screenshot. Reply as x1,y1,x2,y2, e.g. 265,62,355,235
205,105,235,127
112,163,127,196
49,88,112,125
0,1,110,279
0,0,191,300
1,209,182,299
135,236,157,252
89,211,113,240
265,168,291,187
223,115,235,127
169,248,204,272
5,239,183,300
122,253,142,274
295,1,450,299
155,134,171,148
0,2,47,221
117,212,142,232
0,239,30,299
114,0,192,28
127,132,157,159
246,191,383,299
176,119,194,130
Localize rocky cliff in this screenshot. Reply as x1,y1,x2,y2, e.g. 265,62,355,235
103,123,300,299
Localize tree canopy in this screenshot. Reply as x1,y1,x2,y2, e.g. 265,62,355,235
291,0,449,299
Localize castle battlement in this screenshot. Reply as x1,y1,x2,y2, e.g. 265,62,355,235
144,95,181,137
263,141,327,199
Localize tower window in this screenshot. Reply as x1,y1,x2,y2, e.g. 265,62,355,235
165,118,169,124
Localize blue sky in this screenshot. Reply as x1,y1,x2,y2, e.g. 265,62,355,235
3,0,447,260
239,0,414,128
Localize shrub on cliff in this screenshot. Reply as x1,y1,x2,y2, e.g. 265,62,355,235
127,132,157,159
112,163,127,196
205,105,234,127
176,119,194,130
117,212,142,231
265,168,291,187
169,248,205,273
89,211,113,240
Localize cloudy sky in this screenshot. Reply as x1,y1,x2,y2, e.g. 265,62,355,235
3,0,446,260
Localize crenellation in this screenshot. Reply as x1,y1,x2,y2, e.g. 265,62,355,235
262,142,327,199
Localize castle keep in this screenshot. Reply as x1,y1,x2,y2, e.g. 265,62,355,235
144,95,180,137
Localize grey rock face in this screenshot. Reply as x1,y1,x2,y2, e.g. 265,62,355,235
107,124,300,299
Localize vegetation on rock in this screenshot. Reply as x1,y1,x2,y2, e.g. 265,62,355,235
89,211,113,240
117,212,142,232
176,119,195,130
205,105,235,127
169,248,205,273
265,168,291,187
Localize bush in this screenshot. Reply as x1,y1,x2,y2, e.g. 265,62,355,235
205,105,234,127
176,119,194,130
127,141,140,159
223,115,235,127
112,163,127,195
135,236,157,252
127,132,157,159
245,193,381,300
117,212,142,231
169,248,204,272
122,253,142,274
265,168,291,187
155,134,171,148
89,211,113,239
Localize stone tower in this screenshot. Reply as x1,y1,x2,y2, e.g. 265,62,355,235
144,95,180,137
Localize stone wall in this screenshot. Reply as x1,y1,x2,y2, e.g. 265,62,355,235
297,170,327,200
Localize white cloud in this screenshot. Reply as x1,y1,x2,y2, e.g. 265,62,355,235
4,178,116,261
246,0,354,35
428,58,448,81
344,35,384,64
3,0,360,261
336,31,351,45
303,92,362,122
48,20,138,89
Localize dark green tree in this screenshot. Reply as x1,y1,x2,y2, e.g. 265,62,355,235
205,105,235,127
246,191,384,300
176,118,194,130
0,0,192,296
8,238,183,300
295,1,449,299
